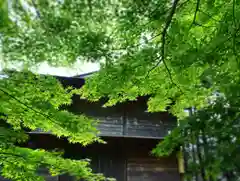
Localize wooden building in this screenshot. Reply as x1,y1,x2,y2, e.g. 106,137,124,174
1,74,181,181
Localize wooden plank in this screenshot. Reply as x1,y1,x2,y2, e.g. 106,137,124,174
127,157,180,181
55,77,178,138
97,117,123,136
19,134,181,181
127,171,180,181
126,118,173,138
29,105,176,139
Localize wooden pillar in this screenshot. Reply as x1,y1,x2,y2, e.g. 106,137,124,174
177,149,185,181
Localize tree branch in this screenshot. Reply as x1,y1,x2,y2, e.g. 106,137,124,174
194,22,216,28
147,0,180,73
0,88,58,125
0,152,26,160
31,0,41,18
108,0,190,52
198,9,224,23
0,151,51,172
87,0,92,17
190,0,201,28
146,0,183,93
232,0,239,64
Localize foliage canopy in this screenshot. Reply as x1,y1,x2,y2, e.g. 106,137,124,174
0,0,240,180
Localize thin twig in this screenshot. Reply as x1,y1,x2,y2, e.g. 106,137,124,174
232,0,236,27
108,0,190,52
145,55,162,78
148,0,180,74
198,9,224,23
232,0,239,64
107,1,166,47
193,0,200,22
194,22,216,28
0,88,57,124
190,0,201,29
0,151,52,170
31,0,41,18
0,152,26,159
146,0,183,93
87,0,92,17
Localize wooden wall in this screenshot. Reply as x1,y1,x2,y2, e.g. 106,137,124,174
30,77,177,139
30,99,177,138
65,77,177,139
0,134,180,181
17,134,180,181
0,76,179,181
67,95,176,139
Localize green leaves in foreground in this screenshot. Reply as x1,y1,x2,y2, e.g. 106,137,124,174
0,71,109,181
1,0,240,180
0,71,101,145
153,98,240,180
0,147,109,181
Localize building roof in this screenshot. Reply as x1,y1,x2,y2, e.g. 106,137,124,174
73,70,98,78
